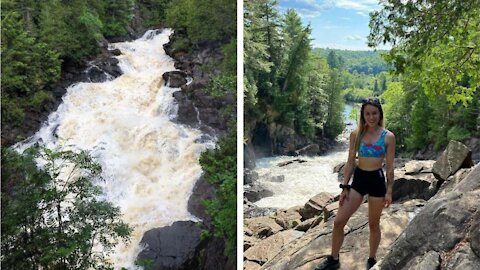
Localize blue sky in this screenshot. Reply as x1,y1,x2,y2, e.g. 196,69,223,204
278,0,391,50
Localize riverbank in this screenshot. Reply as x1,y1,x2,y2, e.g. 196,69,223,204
244,140,479,269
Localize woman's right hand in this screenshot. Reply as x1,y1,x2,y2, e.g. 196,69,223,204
339,189,349,207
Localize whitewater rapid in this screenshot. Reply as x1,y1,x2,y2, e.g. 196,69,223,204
15,29,215,269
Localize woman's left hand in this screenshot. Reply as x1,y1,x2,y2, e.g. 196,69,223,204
384,192,392,208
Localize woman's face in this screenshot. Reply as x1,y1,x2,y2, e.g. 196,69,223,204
363,104,381,128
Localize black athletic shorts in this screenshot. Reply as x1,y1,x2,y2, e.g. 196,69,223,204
351,167,386,197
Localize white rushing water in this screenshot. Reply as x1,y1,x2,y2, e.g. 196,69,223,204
253,106,356,210
254,147,348,209
15,29,215,269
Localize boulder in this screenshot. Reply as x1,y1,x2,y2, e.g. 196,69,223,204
378,165,480,270
274,208,302,229
187,175,214,223
244,235,260,251
137,221,204,270
162,71,188,88
296,144,319,156
244,230,304,265
299,192,336,220
244,260,262,270
432,140,474,181
244,169,259,185
392,166,439,202
244,182,274,203
245,216,283,239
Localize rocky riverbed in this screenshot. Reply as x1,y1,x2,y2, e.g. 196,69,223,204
244,140,479,270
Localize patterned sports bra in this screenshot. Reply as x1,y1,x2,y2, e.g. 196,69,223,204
358,129,387,158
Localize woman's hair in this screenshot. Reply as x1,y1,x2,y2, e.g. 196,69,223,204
354,97,384,153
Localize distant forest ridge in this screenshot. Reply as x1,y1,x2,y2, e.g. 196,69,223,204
313,48,391,75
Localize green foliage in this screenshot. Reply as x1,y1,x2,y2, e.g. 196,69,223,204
343,87,373,103
1,147,132,269
447,126,472,142
29,90,54,109
205,74,236,98
381,82,411,149
199,132,236,258
1,98,25,126
314,48,390,75
324,68,345,139
165,0,236,43
222,38,237,75
138,0,171,27
369,0,479,104
135,258,154,270
406,88,432,151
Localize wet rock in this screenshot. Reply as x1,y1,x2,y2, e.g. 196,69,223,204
110,48,122,56
244,182,274,203
244,144,257,170
432,140,474,181
187,175,215,223
296,144,319,156
137,221,204,270
244,169,259,185
277,159,307,167
162,71,188,88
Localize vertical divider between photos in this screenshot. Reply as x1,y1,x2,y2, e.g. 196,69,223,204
237,0,245,268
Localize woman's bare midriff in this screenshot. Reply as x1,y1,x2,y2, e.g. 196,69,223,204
357,156,384,171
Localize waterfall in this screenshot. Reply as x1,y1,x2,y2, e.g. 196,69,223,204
14,29,215,269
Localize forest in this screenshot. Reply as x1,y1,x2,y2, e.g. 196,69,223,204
245,0,479,154
1,0,237,268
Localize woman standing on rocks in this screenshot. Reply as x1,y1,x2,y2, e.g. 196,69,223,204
315,97,395,270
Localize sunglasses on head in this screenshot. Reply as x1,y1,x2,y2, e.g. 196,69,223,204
362,97,380,105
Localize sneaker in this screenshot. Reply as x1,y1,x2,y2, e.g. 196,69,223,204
314,255,340,270
366,257,377,269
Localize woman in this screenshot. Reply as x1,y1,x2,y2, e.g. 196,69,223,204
315,97,395,270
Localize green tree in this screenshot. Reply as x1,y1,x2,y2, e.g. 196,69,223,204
381,82,411,149
324,68,345,139
406,87,432,151
369,0,479,104
1,147,131,269
199,132,236,258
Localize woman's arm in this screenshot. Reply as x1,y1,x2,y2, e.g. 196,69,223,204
384,131,396,207
343,131,357,185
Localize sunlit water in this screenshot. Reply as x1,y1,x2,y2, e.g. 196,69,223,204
15,29,215,269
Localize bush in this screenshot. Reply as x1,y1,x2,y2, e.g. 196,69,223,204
29,90,54,109
447,126,471,142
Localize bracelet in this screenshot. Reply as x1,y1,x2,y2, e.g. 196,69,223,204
339,184,351,190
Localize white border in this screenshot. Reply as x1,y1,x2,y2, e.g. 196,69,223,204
237,0,244,268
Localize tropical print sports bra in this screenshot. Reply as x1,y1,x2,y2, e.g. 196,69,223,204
358,129,387,158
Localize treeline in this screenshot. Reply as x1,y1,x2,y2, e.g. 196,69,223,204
369,0,479,152
2,0,237,264
314,48,390,75
244,0,344,141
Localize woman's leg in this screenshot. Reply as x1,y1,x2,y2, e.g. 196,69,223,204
331,188,364,257
367,196,385,258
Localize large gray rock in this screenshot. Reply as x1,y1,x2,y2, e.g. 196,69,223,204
245,216,284,239
432,140,474,181
378,164,480,270
392,160,439,202
137,221,203,270
162,71,188,88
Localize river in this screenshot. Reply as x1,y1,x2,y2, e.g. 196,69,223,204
253,103,357,209
15,29,215,269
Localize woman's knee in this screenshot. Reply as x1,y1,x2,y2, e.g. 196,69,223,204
333,217,348,229
368,221,381,231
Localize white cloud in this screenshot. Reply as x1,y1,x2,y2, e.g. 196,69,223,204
332,0,380,12
345,35,366,41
